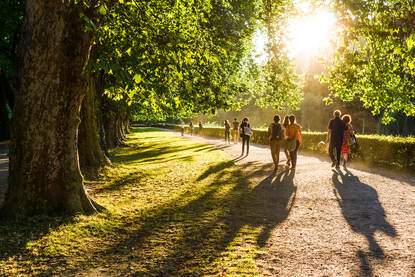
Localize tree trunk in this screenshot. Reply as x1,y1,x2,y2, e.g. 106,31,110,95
1,1,105,218
95,71,110,157
102,96,124,149
78,73,110,175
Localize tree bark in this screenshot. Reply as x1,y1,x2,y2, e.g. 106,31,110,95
78,73,111,175
102,96,124,149
1,1,105,218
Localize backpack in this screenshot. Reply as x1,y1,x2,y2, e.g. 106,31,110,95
270,123,283,140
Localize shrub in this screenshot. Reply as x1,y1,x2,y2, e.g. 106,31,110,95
154,124,415,172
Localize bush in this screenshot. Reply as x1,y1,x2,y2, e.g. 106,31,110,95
154,124,415,172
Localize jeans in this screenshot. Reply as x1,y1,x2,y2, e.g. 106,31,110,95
289,140,300,168
242,135,250,155
329,139,343,166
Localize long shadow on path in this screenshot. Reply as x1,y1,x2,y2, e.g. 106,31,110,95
332,169,397,276
64,161,297,276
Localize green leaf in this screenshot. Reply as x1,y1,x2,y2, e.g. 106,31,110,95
98,5,107,16
393,48,401,55
133,74,142,84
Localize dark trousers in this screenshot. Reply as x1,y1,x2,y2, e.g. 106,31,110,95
225,130,230,144
329,140,342,166
289,140,300,168
242,135,250,155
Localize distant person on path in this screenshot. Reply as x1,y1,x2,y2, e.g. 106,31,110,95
181,121,185,136
232,118,240,144
199,122,203,134
327,110,348,169
285,115,302,170
341,114,354,168
282,115,291,166
268,115,284,172
240,117,251,156
189,121,194,136
224,120,231,144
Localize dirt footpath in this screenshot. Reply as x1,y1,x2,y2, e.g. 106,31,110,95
180,132,415,276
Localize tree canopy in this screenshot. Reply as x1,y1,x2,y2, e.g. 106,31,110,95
323,0,415,122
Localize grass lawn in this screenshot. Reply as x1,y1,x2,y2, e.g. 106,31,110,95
0,128,273,276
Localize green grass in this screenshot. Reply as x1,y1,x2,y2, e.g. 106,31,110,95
0,127,285,276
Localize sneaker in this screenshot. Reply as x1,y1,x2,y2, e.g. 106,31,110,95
331,161,336,167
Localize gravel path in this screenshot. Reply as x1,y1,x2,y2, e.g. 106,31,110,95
178,132,415,276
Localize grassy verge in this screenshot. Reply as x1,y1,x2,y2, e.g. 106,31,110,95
0,128,275,276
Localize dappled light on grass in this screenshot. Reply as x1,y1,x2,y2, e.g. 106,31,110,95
0,128,296,275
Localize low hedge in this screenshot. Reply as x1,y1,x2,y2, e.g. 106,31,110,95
151,124,415,172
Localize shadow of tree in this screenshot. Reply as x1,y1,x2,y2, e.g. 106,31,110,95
332,169,397,276
111,143,207,164
0,216,74,264
64,161,297,275
196,161,235,181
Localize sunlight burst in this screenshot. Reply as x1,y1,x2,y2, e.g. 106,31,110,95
287,10,337,57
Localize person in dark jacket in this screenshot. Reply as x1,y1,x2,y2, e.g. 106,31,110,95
268,115,284,172
327,110,348,169
240,117,251,156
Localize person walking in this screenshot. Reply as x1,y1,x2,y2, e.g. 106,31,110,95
327,110,348,169
224,120,231,144
268,115,284,172
282,115,291,166
199,121,203,135
180,121,185,136
341,114,354,168
285,115,302,170
232,118,240,144
239,118,251,156
189,121,194,136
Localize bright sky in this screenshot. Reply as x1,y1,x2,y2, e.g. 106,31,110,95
252,1,338,65
287,9,337,58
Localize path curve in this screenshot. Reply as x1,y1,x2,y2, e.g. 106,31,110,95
177,131,415,276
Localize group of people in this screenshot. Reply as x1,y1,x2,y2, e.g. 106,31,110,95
327,110,355,169
267,115,302,171
181,121,203,136
222,115,302,171
182,109,354,172
222,118,242,145
222,109,354,172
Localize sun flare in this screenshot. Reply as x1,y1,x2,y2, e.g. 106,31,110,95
287,10,337,57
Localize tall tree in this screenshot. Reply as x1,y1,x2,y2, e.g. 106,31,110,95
1,1,113,218
324,0,415,122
